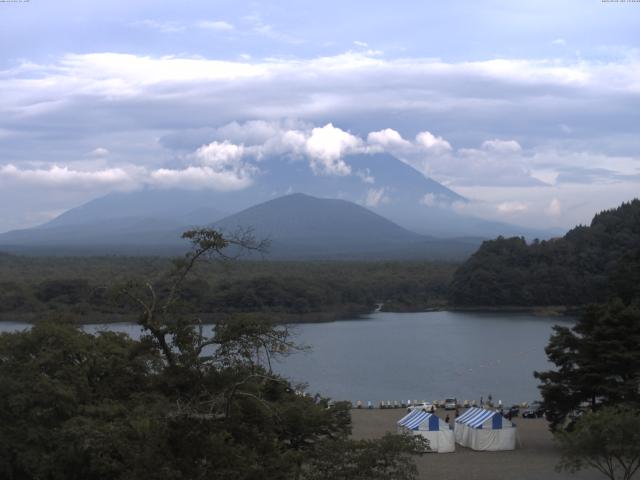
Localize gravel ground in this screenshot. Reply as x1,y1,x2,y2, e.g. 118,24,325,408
351,409,603,480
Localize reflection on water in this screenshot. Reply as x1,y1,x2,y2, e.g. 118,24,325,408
0,311,571,405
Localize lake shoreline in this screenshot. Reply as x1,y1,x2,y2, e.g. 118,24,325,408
0,308,373,325
446,305,583,317
0,304,580,325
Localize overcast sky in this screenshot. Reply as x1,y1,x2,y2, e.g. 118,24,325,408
1,0,639,232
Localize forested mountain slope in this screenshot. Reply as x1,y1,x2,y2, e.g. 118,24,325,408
449,199,640,306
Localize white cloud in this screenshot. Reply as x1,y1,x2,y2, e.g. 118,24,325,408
196,120,640,190
367,128,412,150
453,183,640,229
194,141,245,167
420,193,451,207
449,142,537,187
5,51,638,114
204,122,538,187
354,41,369,48
0,137,258,192
2,52,638,194
481,139,522,154
198,20,234,31
356,168,375,184
421,193,437,206
211,119,311,158
415,131,452,153
149,166,253,190
279,130,308,156
205,120,361,175
366,129,455,182
90,147,110,157
9,117,634,204
171,139,258,189
546,198,562,217
131,19,235,34
366,130,537,188
304,123,362,176
496,201,529,214
551,38,567,47
0,164,135,189
529,150,640,183
364,187,389,207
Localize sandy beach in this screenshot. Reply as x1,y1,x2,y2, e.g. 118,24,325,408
351,408,602,480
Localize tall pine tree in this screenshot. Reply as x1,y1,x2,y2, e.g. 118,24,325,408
535,299,640,430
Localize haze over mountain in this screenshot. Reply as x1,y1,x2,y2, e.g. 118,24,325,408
0,151,560,256
40,152,469,233
213,193,481,260
0,192,484,259
42,189,227,229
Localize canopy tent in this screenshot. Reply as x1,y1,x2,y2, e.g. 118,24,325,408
397,409,455,453
454,407,517,451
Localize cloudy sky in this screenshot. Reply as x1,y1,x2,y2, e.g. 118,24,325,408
1,0,639,232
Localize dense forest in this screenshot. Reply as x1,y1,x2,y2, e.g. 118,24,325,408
0,255,455,323
0,230,427,479
449,199,640,307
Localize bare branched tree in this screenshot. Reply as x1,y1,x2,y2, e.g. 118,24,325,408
119,228,305,420
120,228,271,366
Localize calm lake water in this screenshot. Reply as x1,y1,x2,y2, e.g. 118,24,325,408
0,311,570,406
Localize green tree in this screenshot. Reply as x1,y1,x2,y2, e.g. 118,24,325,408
303,433,429,480
0,228,426,480
556,406,640,480
450,199,640,307
0,322,162,480
535,300,640,429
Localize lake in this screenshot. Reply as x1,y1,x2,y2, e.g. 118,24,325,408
0,311,570,406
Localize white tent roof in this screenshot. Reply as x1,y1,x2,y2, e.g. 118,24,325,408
398,409,447,431
455,407,512,429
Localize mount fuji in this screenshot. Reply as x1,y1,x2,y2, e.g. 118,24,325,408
0,153,559,258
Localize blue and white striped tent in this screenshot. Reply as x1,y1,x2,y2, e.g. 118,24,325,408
455,407,509,429
454,408,517,451
397,409,455,453
398,409,441,431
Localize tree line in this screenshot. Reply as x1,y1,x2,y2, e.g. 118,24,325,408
0,256,455,323
449,199,640,307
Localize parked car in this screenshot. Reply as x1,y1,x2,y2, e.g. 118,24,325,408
504,405,520,417
444,397,457,410
522,401,545,418
407,402,434,412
